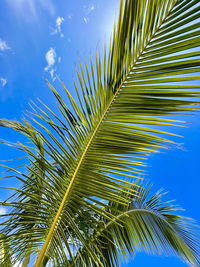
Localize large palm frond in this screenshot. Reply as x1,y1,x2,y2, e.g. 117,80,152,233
0,0,200,266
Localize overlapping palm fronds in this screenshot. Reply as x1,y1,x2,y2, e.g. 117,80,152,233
0,0,200,266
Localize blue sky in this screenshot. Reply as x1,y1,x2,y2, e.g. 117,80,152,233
0,0,200,266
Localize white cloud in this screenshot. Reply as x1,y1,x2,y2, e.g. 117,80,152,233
90,4,95,11
0,207,6,215
56,16,64,32
83,4,95,23
0,38,10,51
44,47,56,71
0,78,7,87
49,69,56,82
83,4,95,14
51,16,64,38
58,57,61,63
44,48,57,81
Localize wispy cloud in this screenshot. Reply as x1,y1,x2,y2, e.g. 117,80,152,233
83,4,95,23
44,48,57,81
44,48,56,71
83,4,95,13
56,16,64,37
90,4,95,11
49,69,56,82
51,16,65,38
0,38,10,51
6,0,55,21
0,78,7,87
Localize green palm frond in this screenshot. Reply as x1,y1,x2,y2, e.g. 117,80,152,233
0,234,12,267
0,0,200,266
74,184,200,266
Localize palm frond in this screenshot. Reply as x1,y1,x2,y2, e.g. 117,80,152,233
0,0,199,266
74,184,200,266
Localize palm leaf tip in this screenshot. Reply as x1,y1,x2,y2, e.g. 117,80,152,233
0,0,200,266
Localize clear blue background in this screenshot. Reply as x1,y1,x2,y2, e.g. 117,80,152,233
0,1,199,266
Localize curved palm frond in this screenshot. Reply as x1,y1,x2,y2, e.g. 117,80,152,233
0,0,200,266
74,184,200,266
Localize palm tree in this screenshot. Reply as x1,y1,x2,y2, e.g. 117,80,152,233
0,0,200,266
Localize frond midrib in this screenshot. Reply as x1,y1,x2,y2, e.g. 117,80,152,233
34,1,179,266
